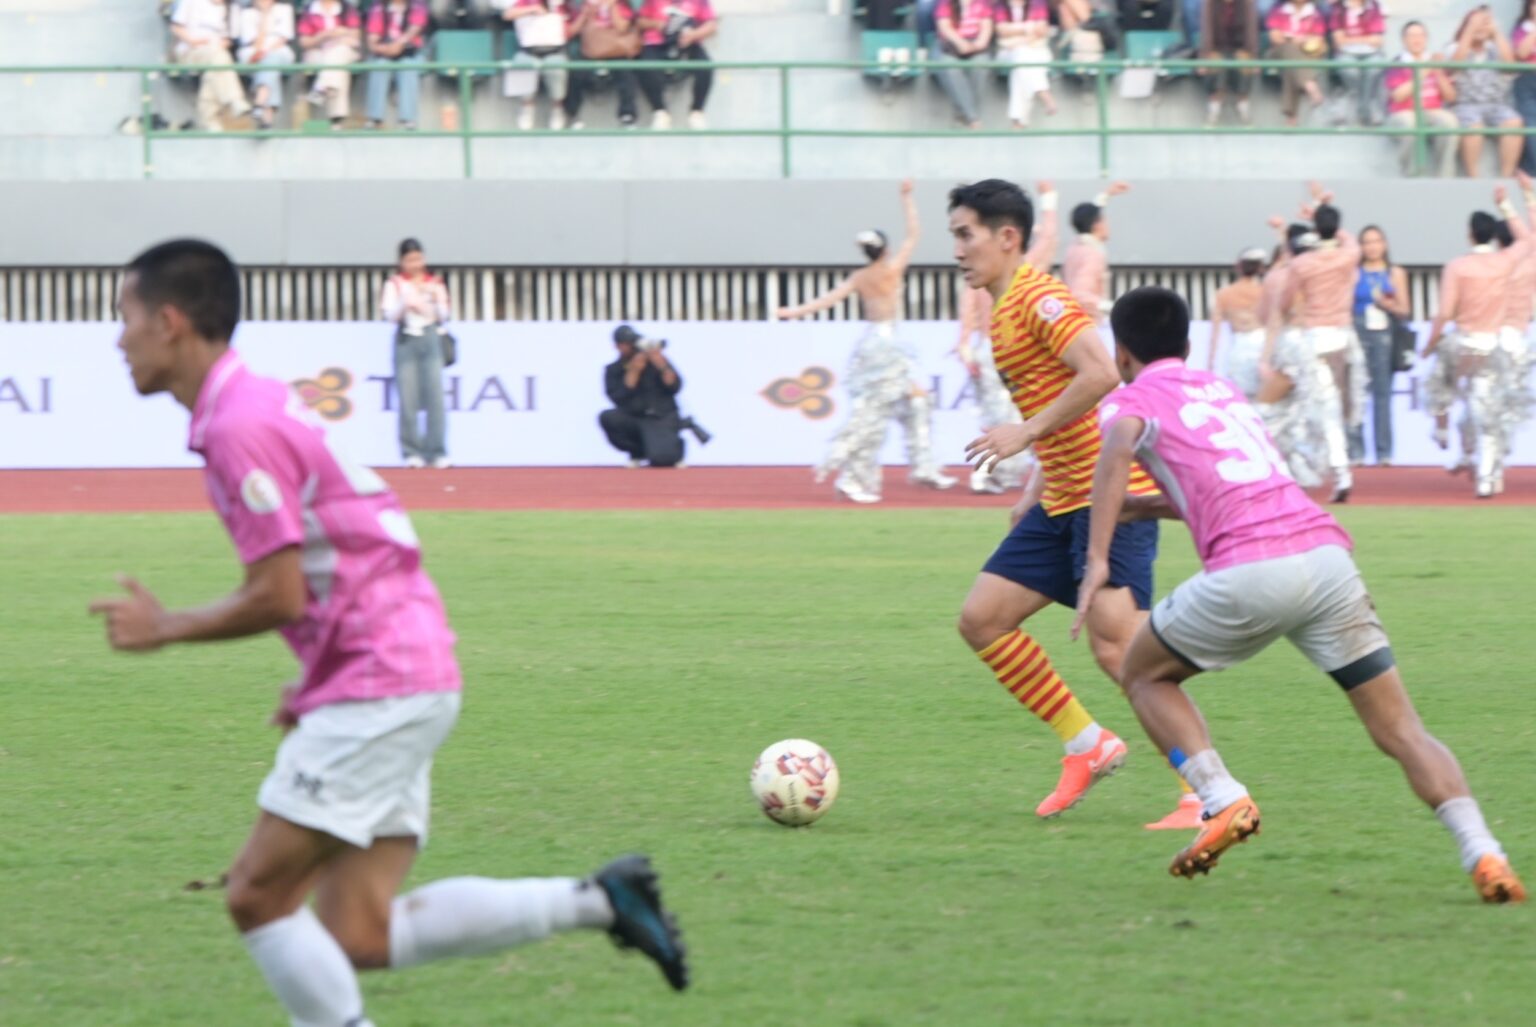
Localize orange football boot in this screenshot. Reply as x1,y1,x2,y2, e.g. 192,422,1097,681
1472,854,1528,904
1035,731,1128,818
1169,797,1261,878
1145,793,1204,831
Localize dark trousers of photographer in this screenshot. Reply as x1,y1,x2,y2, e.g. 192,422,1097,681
637,44,713,113
599,408,686,467
395,327,447,463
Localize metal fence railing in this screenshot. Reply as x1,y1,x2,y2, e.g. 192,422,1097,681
0,56,1520,178
0,264,1443,324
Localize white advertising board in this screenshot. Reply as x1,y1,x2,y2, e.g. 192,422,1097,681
1,321,1530,468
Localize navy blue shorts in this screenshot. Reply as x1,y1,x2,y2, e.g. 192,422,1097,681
981,504,1158,611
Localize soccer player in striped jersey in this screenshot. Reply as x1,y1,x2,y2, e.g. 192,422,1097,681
948,178,1191,825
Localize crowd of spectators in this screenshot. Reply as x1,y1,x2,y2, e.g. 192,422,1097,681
158,2,1536,178
162,0,720,132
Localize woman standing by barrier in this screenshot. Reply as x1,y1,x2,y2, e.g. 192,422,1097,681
1353,225,1411,466
381,239,453,468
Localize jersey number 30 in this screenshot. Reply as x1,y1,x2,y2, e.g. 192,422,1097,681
1179,401,1290,484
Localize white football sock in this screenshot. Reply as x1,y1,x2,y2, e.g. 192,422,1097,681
1176,749,1249,817
1063,722,1103,756
389,876,614,969
242,906,370,1027
1435,797,1504,872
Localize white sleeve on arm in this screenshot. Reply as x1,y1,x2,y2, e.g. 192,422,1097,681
381,279,404,322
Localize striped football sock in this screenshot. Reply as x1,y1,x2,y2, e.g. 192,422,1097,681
978,629,1096,746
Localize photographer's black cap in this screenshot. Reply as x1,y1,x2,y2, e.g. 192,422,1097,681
613,325,640,344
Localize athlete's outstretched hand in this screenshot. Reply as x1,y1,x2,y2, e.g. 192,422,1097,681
89,575,167,652
1071,557,1110,641
966,423,1034,469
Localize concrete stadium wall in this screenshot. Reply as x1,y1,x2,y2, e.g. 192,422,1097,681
0,178,1524,268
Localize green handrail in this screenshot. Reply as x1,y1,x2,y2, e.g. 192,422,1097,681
3,56,1522,180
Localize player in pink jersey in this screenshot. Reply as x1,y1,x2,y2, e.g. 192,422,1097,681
90,240,688,1026
1069,286,1525,904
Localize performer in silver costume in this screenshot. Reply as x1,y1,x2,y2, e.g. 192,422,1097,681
1258,221,1329,489
1423,203,1524,499
776,180,957,504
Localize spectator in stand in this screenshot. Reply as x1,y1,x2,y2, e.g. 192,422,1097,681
236,0,295,131
1450,6,1523,179
1181,0,1203,49
365,0,430,130
935,0,994,130
636,0,719,131
381,238,453,469
1354,224,1410,466
1330,0,1387,127
566,0,642,129
1265,1,1328,126
1199,0,1258,126
994,0,1055,130
1513,3,1536,175
298,1,363,130
171,0,252,132
502,0,577,131
1385,21,1459,178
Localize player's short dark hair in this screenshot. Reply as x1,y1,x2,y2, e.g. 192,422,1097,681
1111,286,1191,365
1238,258,1263,278
1070,202,1103,235
948,179,1034,247
1313,204,1342,241
125,239,241,342
1286,223,1313,255
1494,219,1515,248
1471,211,1499,245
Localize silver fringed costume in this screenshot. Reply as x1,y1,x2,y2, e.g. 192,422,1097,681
1258,328,1329,488
816,322,946,497
1424,332,1511,494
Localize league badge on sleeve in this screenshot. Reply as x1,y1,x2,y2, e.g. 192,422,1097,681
240,469,284,515
1038,295,1066,323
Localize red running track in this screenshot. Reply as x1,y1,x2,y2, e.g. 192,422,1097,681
1,466,1532,513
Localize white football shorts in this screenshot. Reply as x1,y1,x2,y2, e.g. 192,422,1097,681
258,691,462,848
1149,545,1393,689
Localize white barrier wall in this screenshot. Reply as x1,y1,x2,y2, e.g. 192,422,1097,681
1,321,1531,469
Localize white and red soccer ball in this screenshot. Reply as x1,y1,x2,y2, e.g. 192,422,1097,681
750,739,840,827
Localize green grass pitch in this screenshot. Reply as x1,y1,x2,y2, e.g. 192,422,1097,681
2,508,1533,1025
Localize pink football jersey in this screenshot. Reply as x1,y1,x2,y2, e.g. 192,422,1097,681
1100,359,1351,571
189,351,461,717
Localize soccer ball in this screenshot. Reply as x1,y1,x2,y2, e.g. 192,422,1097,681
750,739,840,827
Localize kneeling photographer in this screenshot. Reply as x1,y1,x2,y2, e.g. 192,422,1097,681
599,325,710,467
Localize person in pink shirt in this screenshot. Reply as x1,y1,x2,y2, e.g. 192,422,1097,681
1070,285,1525,905
1422,208,1522,497
1264,0,1327,126
935,0,995,129
636,0,719,130
1328,0,1386,127
91,239,689,1026
297,0,362,129
1063,180,1130,325
1384,20,1460,177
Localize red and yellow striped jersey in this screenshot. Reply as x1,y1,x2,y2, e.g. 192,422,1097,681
990,263,1158,515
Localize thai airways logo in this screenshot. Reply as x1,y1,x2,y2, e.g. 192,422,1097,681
291,367,354,421
762,366,835,419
